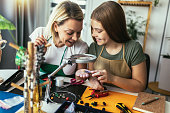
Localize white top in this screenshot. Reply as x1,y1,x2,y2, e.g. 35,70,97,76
29,27,88,75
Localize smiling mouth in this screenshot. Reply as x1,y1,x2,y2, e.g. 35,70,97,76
67,40,74,44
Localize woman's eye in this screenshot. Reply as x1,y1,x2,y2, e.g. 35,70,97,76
67,32,74,35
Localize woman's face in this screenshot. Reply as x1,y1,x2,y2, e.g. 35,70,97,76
91,19,110,46
54,19,83,47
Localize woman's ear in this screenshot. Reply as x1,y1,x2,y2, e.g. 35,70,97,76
54,22,58,32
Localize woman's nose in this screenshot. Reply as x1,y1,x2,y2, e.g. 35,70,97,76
72,33,79,41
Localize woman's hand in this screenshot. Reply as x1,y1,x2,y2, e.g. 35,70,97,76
35,35,48,52
92,69,113,83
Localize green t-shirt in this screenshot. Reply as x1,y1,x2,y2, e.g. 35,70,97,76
88,40,146,69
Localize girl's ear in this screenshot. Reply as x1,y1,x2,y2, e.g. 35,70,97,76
54,22,58,32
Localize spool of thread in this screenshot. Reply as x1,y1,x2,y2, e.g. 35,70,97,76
0,77,4,83
55,77,64,87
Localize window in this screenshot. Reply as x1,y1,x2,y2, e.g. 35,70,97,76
50,0,87,14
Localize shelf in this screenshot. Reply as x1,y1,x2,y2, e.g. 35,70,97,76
118,1,152,6
118,0,153,52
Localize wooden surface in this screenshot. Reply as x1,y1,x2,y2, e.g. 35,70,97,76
148,82,170,96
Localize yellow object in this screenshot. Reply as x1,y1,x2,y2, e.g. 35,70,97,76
78,87,140,113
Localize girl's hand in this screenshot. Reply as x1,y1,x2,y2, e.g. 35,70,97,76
92,69,112,83
75,69,91,79
88,76,104,90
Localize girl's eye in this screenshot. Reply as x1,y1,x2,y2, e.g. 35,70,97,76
97,30,102,33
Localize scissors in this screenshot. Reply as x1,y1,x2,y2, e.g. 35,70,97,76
60,78,84,89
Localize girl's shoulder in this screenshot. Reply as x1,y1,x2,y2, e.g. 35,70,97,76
125,40,143,50
74,39,88,48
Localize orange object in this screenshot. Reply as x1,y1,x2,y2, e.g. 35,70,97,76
78,87,140,113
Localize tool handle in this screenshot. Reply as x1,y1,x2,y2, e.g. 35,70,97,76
95,92,109,98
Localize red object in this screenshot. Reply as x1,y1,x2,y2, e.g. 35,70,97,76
66,97,69,101
70,78,84,85
42,77,52,85
86,90,109,100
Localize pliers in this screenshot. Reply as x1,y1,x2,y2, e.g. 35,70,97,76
85,92,109,100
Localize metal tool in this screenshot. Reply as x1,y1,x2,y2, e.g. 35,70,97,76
60,78,84,89
44,54,97,103
85,92,109,100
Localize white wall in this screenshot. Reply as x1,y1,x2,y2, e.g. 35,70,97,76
81,0,170,82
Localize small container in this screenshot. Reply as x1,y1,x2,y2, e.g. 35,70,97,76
55,77,64,87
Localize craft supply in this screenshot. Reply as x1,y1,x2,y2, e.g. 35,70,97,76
55,77,64,87
11,82,24,91
85,103,89,106
116,103,132,113
142,97,159,105
86,92,109,100
133,92,165,113
0,77,4,83
77,87,137,112
103,102,106,106
80,100,84,104
84,70,92,74
60,78,84,88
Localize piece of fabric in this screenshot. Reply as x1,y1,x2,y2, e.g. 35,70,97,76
30,27,88,77
93,44,132,79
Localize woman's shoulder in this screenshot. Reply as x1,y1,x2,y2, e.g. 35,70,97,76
29,27,46,41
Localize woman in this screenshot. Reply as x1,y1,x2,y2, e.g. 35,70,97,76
76,1,147,93
30,1,88,77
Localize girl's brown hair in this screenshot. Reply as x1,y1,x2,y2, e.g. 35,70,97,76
91,1,131,43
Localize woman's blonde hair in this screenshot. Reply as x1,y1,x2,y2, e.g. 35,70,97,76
45,0,83,40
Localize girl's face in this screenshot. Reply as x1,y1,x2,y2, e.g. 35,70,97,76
91,19,110,46
54,19,83,47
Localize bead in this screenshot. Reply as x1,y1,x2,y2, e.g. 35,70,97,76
50,96,53,100
103,102,106,106
66,97,69,101
80,100,84,104
85,103,89,106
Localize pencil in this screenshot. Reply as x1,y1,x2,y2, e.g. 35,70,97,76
142,97,159,105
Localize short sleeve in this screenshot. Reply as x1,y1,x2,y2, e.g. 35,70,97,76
29,27,46,42
129,42,146,66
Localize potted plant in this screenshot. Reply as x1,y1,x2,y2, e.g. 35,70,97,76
0,14,16,44
125,10,146,40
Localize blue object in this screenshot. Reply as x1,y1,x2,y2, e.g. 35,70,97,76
0,91,24,113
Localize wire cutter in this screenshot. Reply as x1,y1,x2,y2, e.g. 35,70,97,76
60,78,84,88
85,92,109,100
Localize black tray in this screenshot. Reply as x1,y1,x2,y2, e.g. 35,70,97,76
0,70,24,91
55,101,111,113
